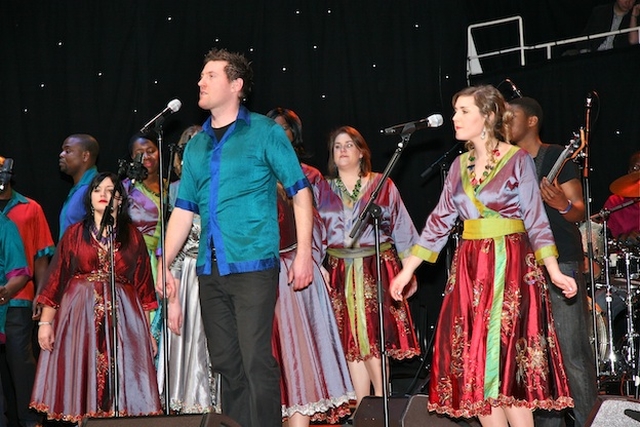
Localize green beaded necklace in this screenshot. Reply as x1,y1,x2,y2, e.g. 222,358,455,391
336,176,362,201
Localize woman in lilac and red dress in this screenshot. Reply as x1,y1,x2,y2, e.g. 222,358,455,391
315,125,421,409
390,85,577,427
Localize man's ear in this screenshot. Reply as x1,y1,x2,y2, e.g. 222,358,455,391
231,78,244,95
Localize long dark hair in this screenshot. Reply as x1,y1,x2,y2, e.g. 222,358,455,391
82,171,132,248
266,107,310,159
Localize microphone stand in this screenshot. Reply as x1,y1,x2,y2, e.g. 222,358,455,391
98,194,120,416
349,127,414,427
153,125,171,413
419,141,463,179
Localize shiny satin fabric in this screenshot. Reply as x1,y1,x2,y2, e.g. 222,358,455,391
273,249,355,422
157,215,217,413
325,246,421,361
30,223,161,422
427,236,573,418
273,179,355,422
315,172,421,361
413,147,572,418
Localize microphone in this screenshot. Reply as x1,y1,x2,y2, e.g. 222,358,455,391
585,91,594,109
117,153,148,185
0,158,14,192
505,78,523,98
140,99,182,133
168,143,185,158
383,113,444,135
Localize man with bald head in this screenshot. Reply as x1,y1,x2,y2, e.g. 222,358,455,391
58,134,99,238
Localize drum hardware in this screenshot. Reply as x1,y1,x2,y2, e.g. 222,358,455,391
588,213,640,377
586,170,640,384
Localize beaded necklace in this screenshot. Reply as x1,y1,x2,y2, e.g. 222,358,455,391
91,222,115,246
467,144,501,190
141,179,161,198
335,176,362,201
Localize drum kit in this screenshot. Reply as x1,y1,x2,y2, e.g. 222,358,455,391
582,170,640,380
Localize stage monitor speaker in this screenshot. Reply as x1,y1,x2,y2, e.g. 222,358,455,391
585,395,640,427
353,395,481,427
81,413,240,427
82,414,204,426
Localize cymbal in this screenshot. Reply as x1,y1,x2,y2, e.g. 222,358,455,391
610,171,640,198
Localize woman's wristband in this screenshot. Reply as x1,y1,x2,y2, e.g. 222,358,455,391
37,321,53,326
558,199,572,215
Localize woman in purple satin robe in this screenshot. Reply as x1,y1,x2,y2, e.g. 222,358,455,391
390,85,578,427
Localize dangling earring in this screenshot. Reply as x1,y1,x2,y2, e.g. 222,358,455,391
91,206,95,214
481,128,487,140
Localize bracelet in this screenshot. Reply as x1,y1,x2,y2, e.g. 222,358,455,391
558,199,572,215
37,321,53,326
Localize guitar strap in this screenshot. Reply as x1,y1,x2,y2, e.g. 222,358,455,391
533,143,548,180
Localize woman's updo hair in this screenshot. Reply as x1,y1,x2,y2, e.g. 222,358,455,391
453,85,513,150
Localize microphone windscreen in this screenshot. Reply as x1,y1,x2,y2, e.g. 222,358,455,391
428,114,444,127
168,99,182,112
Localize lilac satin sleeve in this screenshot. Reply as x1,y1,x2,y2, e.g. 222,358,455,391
515,152,556,253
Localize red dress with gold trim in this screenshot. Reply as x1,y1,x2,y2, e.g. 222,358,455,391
30,222,161,422
413,147,573,418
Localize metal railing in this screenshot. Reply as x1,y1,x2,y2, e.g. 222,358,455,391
467,15,640,83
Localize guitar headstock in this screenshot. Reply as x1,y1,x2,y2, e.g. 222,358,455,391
567,129,586,160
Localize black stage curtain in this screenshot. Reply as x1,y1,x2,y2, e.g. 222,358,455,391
1,0,637,377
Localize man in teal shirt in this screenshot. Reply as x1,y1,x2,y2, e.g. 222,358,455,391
160,48,313,427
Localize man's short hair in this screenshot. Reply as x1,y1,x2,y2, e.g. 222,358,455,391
509,97,544,129
69,134,100,162
203,48,254,100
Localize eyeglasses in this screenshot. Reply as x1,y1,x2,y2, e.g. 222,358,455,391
333,142,356,151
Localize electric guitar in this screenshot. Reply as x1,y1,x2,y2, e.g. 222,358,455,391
544,129,586,183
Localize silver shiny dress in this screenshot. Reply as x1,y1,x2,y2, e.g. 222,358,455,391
156,181,217,413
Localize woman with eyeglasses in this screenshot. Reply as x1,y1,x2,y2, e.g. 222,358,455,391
315,126,421,412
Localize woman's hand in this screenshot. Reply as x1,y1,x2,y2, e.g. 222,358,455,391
150,334,158,357
390,268,414,302
549,271,578,299
38,324,55,352
168,296,183,335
